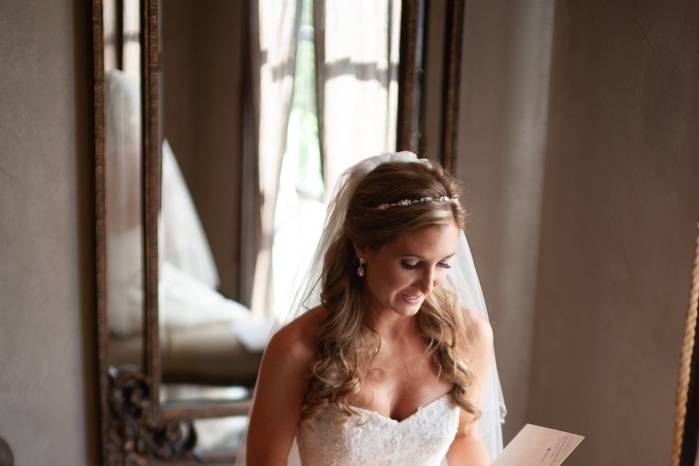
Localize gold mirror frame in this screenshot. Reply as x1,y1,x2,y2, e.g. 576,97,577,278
91,0,466,463
92,0,200,463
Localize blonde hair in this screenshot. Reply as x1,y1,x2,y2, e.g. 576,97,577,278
300,160,480,423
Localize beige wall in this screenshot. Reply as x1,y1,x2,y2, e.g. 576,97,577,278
0,1,96,465
458,0,699,465
457,0,555,443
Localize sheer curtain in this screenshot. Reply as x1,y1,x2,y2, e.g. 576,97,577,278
249,0,301,318
247,0,402,318
316,0,401,191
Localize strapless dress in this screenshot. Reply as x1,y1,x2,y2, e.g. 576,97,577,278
291,393,460,466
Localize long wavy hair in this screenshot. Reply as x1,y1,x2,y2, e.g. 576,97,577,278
300,160,480,423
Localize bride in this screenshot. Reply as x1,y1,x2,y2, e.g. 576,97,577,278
244,153,505,465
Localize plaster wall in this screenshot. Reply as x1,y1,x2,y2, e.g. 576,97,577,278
456,0,555,442
0,0,96,465
527,1,699,465
457,0,699,464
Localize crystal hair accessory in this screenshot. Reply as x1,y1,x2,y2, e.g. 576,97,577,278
375,195,459,210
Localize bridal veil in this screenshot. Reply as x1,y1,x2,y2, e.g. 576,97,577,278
239,152,506,464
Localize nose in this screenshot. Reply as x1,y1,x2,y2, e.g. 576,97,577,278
416,266,438,295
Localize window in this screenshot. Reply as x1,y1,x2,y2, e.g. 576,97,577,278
272,0,325,319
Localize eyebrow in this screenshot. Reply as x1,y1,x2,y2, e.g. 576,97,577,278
401,253,456,261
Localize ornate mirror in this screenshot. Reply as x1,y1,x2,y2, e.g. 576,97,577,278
91,0,465,464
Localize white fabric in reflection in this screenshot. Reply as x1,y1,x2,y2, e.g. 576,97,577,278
105,70,256,341
158,141,251,330
105,69,145,335
160,139,219,291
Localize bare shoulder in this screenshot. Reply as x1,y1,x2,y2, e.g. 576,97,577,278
458,308,495,417
461,307,494,349
246,308,328,462
265,305,327,366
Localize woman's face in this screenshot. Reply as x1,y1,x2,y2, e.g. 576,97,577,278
357,220,460,318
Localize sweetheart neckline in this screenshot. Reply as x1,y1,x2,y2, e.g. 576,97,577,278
347,392,452,424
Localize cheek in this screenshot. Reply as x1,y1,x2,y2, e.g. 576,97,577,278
434,269,450,286
368,263,411,294
386,271,416,296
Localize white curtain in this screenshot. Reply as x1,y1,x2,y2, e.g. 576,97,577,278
104,69,145,335
318,0,402,191
249,0,300,318
248,0,402,318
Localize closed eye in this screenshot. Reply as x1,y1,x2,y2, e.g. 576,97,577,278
401,261,419,270
401,260,452,270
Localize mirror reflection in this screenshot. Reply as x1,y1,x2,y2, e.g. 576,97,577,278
157,0,264,405
156,0,402,386
104,0,144,371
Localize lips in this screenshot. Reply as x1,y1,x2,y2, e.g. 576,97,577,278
400,292,424,305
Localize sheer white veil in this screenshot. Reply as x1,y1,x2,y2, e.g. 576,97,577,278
239,152,506,463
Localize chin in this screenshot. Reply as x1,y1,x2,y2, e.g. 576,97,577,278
390,298,424,316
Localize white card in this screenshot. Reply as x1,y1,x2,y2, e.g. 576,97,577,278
492,424,584,466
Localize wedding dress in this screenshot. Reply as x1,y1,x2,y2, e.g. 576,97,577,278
292,393,459,466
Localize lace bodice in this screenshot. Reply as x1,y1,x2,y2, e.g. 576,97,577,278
294,393,460,466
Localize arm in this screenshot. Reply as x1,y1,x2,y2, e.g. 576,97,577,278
245,324,314,465
446,413,491,466
445,311,495,466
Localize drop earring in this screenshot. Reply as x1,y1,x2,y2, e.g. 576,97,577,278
357,257,366,277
